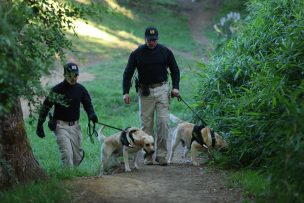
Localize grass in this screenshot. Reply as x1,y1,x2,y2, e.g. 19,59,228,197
229,170,269,201
0,179,71,203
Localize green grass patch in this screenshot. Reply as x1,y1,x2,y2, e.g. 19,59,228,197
229,170,269,198
0,179,70,203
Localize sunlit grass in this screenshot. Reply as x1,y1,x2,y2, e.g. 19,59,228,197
75,0,90,5
105,0,135,19
72,20,140,51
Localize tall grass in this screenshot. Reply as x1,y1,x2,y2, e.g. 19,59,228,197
196,0,304,202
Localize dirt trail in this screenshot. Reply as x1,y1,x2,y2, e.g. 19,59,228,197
68,126,243,203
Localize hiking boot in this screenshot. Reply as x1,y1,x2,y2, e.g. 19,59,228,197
144,155,153,165
155,156,168,166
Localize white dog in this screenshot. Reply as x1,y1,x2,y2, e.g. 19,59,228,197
98,126,154,175
168,114,228,166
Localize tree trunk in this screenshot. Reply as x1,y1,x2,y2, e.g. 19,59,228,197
0,99,47,189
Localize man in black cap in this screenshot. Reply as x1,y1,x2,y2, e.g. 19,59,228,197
36,62,98,167
122,27,180,166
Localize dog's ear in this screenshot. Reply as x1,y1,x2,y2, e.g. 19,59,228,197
201,127,210,145
129,129,137,135
125,127,131,131
135,138,145,147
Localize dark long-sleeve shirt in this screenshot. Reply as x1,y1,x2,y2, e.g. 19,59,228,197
123,44,180,94
38,80,95,123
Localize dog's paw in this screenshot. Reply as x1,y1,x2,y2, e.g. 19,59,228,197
185,160,191,164
125,168,132,172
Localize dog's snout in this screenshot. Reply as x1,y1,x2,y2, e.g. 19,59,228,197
151,150,155,154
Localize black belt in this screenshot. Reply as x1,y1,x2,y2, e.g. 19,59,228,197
140,81,167,89
57,120,79,126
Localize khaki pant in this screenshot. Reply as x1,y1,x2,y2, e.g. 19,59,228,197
138,83,170,159
54,121,84,167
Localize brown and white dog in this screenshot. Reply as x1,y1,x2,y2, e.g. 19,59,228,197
98,126,155,175
168,114,228,166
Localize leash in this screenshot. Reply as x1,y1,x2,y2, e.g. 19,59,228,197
87,120,125,144
94,121,125,132
87,121,97,144
176,95,208,126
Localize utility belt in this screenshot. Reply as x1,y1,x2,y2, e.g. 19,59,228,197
139,81,167,89
56,120,79,126
136,81,167,96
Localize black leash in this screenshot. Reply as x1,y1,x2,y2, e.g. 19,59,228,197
87,120,125,144
94,121,125,132
87,121,97,144
176,95,208,126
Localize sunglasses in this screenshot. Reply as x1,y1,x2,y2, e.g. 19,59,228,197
148,39,157,42
66,72,79,78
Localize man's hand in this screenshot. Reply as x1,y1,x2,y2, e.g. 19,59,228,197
36,124,45,138
89,114,98,123
171,88,180,98
123,93,130,104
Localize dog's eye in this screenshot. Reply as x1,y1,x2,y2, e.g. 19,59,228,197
145,144,150,147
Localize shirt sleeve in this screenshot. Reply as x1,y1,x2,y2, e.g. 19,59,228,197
81,87,95,118
122,51,137,94
167,49,180,90
37,91,54,125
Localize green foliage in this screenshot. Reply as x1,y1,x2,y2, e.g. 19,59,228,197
229,170,269,198
0,0,83,115
0,179,70,203
196,0,304,202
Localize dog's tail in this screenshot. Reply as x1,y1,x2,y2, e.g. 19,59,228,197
169,113,184,124
97,125,106,142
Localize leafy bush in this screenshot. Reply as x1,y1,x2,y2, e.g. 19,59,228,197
196,0,304,202
0,0,84,114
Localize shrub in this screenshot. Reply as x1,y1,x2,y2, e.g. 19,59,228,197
196,0,304,202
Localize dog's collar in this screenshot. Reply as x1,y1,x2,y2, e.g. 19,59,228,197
211,129,216,147
120,131,133,148
120,130,136,148
191,125,216,148
191,125,207,148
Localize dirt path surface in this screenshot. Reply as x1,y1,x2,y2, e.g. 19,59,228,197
68,128,243,203
68,121,243,203
70,165,242,203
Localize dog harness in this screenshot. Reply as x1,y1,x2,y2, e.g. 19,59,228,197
120,129,136,148
191,125,216,148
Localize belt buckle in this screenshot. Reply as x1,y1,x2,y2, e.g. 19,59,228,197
68,121,74,126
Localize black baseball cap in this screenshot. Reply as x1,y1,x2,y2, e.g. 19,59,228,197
64,62,79,75
145,27,158,40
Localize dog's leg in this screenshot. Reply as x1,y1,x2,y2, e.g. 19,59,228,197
99,145,105,176
191,143,200,166
123,147,131,172
133,150,141,169
100,145,112,176
183,147,190,157
168,128,180,164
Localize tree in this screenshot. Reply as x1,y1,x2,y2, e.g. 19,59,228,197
0,0,82,188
